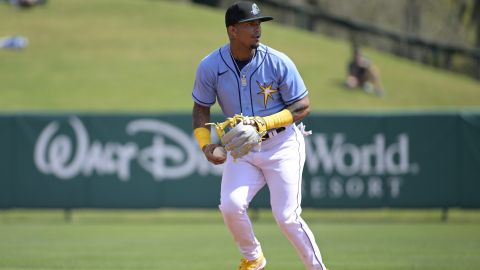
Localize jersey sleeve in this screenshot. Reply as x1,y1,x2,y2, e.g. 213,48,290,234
192,59,217,107
277,54,308,105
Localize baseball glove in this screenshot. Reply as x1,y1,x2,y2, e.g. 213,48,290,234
207,114,267,159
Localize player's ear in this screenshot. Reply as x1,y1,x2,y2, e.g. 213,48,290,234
227,25,237,38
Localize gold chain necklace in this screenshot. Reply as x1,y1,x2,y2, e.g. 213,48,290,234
230,49,254,87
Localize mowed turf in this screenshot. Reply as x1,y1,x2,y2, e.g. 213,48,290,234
1,209,480,270
1,0,480,112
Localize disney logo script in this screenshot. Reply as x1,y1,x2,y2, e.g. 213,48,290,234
33,117,212,181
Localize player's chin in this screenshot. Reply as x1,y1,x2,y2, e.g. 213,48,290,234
250,42,260,49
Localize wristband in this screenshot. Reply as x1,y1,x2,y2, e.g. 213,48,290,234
263,109,294,130
194,127,211,149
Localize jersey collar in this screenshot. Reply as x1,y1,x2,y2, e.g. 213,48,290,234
220,43,268,75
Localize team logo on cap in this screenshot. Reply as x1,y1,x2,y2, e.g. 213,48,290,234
257,81,278,108
251,3,260,15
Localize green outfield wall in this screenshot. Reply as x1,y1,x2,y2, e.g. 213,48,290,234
0,112,479,209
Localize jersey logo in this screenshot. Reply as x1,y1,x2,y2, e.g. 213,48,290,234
257,81,278,108
251,4,260,15
217,70,228,76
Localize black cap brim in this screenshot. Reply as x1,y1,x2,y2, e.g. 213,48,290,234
238,16,273,24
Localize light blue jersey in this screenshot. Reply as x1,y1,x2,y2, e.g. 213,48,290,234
192,43,308,118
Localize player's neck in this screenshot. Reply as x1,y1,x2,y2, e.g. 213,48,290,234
230,44,255,61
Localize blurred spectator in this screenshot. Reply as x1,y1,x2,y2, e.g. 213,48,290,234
0,35,28,49
346,47,385,97
5,0,47,8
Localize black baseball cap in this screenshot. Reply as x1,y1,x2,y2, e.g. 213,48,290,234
225,1,274,27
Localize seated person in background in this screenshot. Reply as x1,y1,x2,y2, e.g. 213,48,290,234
8,0,47,8
346,47,385,96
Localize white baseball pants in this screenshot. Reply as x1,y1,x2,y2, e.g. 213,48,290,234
219,124,327,270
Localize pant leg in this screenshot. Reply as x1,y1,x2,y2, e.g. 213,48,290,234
219,154,266,260
261,127,327,270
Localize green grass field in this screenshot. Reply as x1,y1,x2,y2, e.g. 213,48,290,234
1,209,480,270
1,0,479,112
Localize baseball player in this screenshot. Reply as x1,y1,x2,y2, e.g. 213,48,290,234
192,2,328,270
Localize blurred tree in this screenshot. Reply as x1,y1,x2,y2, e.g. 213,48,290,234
405,0,421,37
458,0,480,47
455,0,480,78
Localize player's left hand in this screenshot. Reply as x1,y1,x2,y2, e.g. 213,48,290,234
207,115,266,160
242,117,256,126
222,122,262,159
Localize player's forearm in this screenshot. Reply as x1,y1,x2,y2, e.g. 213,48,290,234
260,96,310,131
192,103,212,149
286,95,310,122
192,103,211,129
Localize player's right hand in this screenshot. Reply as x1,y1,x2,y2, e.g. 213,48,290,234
202,144,227,165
